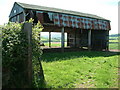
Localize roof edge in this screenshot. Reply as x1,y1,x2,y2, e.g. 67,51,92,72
14,2,110,21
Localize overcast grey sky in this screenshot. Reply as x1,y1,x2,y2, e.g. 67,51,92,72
0,0,119,34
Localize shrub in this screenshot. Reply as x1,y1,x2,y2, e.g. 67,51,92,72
2,21,44,88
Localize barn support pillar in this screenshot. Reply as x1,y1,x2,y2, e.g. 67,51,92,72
106,30,109,51
61,27,65,52
88,29,91,51
75,29,77,47
49,32,51,48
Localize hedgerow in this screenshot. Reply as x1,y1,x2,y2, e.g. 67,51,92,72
2,20,44,88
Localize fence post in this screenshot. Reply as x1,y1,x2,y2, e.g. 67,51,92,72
22,23,32,87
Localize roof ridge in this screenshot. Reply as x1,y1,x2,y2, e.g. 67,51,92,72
15,2,109,20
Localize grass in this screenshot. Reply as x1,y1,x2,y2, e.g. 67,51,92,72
42,41,119,50
42,40,119,50
109,39,119,50
109,43,119,50
41,51,119,88
109,36,120,50
43,42,67,47
109,40,118,42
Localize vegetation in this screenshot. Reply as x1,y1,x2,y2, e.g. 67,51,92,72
43,42,67,47
2,22,28,87
2,21,44,88
109,35,120,50
41,51,119,88
2,22,26,69
109,34,120,37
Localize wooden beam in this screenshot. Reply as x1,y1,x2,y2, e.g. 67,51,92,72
80,29,82,48
67,33,69,46
106,30,109,51
88,29,91,51
49,32,51,48
75,29,77,47
61,27,65,52
23,10,26,22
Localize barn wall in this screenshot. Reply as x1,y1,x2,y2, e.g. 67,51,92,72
9,3,24,18
91,30,108,50
10,12,24,23
36,12,44,24
79,30,88,47
67,29,108,50
9,3,25,23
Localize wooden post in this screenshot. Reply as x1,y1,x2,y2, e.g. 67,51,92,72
22,23,32,87
49,32,51,48
23,10,26,22
61,27,65,52
106,30,109,51
80,29,82,49
88,29,91,51
67,33,69,46
75,29,77,47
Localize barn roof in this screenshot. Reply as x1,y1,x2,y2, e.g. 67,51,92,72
15,2,109,21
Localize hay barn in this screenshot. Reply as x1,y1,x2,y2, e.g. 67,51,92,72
9,2,111,51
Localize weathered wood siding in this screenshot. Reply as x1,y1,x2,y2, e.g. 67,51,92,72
67,29,108,50
9,3,24,18
9,3,24,22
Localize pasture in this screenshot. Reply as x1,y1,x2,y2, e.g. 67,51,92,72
109,36,119,50
41,51,119,88
39,34,119,88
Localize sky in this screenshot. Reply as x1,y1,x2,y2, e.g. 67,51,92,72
0,0,119,34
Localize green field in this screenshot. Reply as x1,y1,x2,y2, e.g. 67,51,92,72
109,36,119,50
42,41,119,50
109,43,119,50
41,35,120,50
109,40,119,50
42,42,67,47
41,51,119,88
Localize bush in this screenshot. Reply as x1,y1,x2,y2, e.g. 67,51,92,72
2,22,28,71
2,21,44,88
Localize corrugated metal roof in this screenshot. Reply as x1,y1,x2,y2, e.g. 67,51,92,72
16,2,109,21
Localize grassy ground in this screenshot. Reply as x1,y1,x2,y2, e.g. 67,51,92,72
109,43,119,50
43,42,67,47
42,40,119,50
41,51,119,88
109,40,118,42
109,37,119,50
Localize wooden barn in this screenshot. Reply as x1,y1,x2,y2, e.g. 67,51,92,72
9,2,111,51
